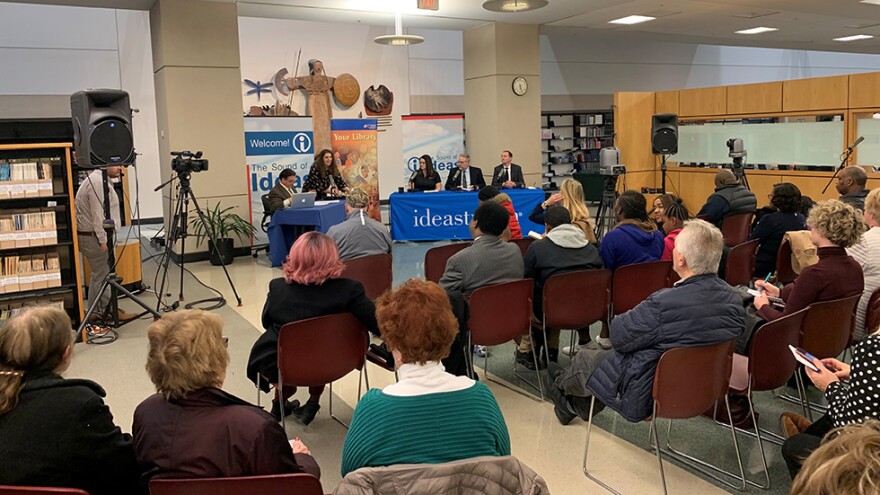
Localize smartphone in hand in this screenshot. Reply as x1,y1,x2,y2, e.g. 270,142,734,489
789,345,821,372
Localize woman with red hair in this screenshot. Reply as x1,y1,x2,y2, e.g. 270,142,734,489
247,232,379,425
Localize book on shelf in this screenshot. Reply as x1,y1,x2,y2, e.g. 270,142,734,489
0,298,65,324
0,252,62,294
0,160,54,199
0,209,57,249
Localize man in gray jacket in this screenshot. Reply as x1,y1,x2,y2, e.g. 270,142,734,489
327,187,391,261
518,206,602,368
696,169,757,228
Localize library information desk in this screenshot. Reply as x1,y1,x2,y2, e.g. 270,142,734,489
389,189,545,241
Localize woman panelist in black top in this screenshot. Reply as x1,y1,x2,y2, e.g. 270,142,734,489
303,149,348,200
408,154,442,192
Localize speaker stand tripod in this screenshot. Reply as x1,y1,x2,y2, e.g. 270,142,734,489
594,175,619,242
77,169,161,342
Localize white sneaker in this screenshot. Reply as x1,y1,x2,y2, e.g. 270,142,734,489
596,337,613,350
562,343,589,356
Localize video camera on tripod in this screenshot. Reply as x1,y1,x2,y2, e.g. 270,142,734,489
726,138,749,189
171,150,209,174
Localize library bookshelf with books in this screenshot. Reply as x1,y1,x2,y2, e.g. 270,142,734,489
0,142,83,326
541,110,615,188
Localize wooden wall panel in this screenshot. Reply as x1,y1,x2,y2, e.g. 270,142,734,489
849,72,880,109
679,87,727,117
614,92,656,188
727,82,783,115
783,75,849,111
655,90,679,115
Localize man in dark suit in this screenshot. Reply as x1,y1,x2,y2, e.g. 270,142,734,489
491,150,525,189
266,168,298,213
445,154,486,191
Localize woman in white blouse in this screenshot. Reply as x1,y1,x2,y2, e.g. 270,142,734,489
847,188,880,342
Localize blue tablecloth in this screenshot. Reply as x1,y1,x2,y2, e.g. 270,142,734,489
267,201,346,266
390,189,546,241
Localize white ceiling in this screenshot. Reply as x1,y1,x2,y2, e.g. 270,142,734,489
6,0,880,54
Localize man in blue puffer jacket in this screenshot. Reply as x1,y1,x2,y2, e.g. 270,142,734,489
543,219,745,424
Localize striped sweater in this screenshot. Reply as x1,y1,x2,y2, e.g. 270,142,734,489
340,382,511,476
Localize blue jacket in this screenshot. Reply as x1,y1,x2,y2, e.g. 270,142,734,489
586,274,745,422
599,223,664,272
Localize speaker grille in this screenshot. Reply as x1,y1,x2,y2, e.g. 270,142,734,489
89,119,133,165
652,128,677,154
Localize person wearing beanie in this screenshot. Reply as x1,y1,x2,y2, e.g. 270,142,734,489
327,187,391,261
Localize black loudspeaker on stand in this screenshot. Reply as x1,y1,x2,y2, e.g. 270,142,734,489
652,113,678,194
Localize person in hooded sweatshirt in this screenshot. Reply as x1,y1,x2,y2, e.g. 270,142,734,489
599,190,665,272
517,206,603,368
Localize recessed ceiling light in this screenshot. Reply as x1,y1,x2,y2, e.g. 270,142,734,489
735,27,778,34
861,0,880,5
834,34,874,41
482,0,549,12
608,15,656,25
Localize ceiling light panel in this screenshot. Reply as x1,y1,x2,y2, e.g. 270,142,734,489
608,15,656,25
834,34,874,41
735,27,778,35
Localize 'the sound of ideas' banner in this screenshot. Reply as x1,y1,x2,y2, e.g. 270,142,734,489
401,114,465,187
244,116,314,246
330,119,380,221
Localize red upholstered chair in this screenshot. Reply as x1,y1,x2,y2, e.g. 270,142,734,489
424,242,471,283
612,261,673,317
583,340,744,495
543,269,611,359
468,279,535,398
724,239,760,287
863,287,880,342
277,313,369,431
341,253,393,300
149,473,323,495
721,212,754,247
511,237,533,257
0,488,89,495
775,238,797,285
727,307,808,489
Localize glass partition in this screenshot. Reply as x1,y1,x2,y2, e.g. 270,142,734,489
673,115,845,170
854,113,880,170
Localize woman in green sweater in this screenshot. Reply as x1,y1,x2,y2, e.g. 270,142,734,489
341,279,511,476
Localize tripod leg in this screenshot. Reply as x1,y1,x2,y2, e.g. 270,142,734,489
155,187,186,312
187,192,244,306
178,196,188,302
108,279,162,319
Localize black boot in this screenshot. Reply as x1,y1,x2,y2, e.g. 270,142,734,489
270,398,300,420
548,348,559,363
515,350,536,370
293,400,321,425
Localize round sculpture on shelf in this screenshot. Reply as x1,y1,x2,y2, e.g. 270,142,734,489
333,73,361,108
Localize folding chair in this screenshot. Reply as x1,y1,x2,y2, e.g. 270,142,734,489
149,473,323,495
424,242,471,283
724,239,759,287
341,253,393,300
721,212,754,247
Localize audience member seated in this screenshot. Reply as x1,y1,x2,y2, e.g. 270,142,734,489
408,154,442,192
541,220,745,424
327,187,392,261
517,206,603,369
847,189,880,342
134,311,320,481
781,327,880,479
836,166,870,211
247,232,380,424
439,201,523,295
267,168,298,213
478,186,522,240
749,183,808,277
0,307,141,495
789,420,880,495
529,179,598,243
660,197,689,261
599,190,664,272
650,193,679,231
340,280,510,476
303,149,348,200
697,169,757,228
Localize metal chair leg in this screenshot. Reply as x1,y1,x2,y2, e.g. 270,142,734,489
746,392,771,489
793,371,814,422
487,343,543,402
328,381,349,429
651,407,669,495
582,396,624,495
278,372,288,436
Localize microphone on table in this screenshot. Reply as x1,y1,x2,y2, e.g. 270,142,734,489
452,169,460,184
847,136,865,152
410,170,418,181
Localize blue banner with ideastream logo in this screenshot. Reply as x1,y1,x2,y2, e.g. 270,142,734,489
389,189,545,241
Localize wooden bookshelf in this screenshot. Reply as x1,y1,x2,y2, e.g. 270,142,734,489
541,109,615,188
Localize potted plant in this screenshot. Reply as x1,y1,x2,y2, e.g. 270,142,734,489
189,202,256,265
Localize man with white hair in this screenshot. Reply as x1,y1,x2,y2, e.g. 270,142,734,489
542,219,746,425
327,187,391,261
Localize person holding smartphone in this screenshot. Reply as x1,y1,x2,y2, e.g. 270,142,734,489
781,327,880,479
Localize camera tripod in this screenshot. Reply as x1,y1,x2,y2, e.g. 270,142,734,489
731,156,750,191
77,168,161,342
154,170,242,312
594,174,619,242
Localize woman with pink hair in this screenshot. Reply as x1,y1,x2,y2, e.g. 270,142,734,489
247,232,379,425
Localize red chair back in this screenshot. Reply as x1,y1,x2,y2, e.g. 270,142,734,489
543,270,611,329
341,253,393,300
0,488,89,495
775,238,796,285
652,340,735,420
511,237,533,257
469,279,533,347
278,313,368,387
612,261,672,316
800,295,862,358
721,212,754,247
724,239,760,287
149,473,323,495
866,287,880,338
424,242,471,283
748,307,808,392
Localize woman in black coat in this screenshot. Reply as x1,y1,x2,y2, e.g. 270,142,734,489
0,307,141,495
749,182,807,277
247,232,379,425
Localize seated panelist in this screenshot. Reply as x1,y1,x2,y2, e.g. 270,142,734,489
267,168,298,213
445,154,485,191
491,150,525,189
408,154,442,192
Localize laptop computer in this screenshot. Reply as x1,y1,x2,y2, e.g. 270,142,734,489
286,192,317,209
